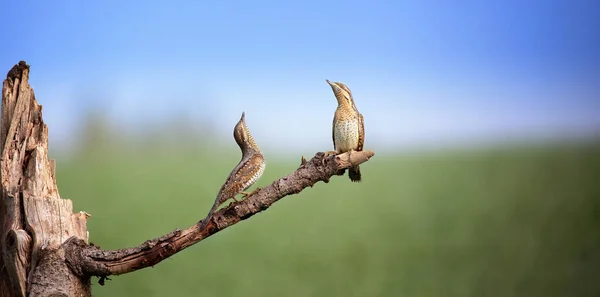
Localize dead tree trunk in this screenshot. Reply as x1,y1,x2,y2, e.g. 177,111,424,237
0,62,91,296
0,61,374,296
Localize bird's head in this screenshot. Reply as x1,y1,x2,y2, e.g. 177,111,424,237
326,79,354,107
234,112,260,153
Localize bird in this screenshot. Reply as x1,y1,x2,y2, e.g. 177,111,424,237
325,79,365,182
199,112,265,230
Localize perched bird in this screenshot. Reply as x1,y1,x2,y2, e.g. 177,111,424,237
199,112,265,230
326,79,365,182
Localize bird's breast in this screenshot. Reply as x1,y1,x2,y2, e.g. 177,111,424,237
334,118,360,153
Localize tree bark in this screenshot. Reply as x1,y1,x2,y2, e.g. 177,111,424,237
1,61,90,297
0,61,375,296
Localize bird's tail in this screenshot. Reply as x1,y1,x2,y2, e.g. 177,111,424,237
349,165,361,182
199,200,220,231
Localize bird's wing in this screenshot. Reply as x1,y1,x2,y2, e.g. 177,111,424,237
357,112,364,152
232,153,265,192
332,115,337,152
216,153,264,203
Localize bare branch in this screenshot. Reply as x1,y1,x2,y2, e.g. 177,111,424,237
64,150,375,280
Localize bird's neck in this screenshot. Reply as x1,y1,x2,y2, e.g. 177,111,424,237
337,99,356,112
241,140,261,158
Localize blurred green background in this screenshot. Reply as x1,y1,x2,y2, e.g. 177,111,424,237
55,130,600,297
3,1,598,295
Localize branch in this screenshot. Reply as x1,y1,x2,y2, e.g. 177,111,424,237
64,150,375,281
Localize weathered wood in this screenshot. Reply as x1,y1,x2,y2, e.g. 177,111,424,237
3,229,31,296
0,61,90,297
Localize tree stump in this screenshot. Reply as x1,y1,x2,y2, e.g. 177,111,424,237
0,62,91,297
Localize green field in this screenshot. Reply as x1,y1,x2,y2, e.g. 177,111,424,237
56,141,600,297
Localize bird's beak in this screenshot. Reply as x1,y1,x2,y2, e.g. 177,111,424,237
240,112,246,123
326,79,333,86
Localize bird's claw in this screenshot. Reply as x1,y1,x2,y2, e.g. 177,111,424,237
240,187,261,199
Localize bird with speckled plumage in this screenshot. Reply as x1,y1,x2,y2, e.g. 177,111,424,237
325,79,365,182
199,112,265,229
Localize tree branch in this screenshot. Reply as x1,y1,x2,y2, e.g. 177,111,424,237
64,149,375,281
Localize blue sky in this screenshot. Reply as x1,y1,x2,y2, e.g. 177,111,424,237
1,0,599,153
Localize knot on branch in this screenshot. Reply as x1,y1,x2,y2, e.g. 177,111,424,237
64,237,109,278
3,229,32,296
